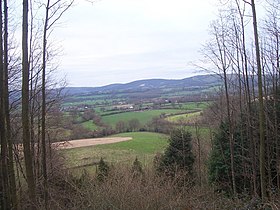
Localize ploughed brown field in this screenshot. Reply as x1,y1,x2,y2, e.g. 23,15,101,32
53,137,132,149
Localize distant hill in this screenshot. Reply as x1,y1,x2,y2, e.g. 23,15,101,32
64,74,222,95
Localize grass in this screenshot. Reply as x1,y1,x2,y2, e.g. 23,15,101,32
102,109,184,128
62,132,168,170
181,101,210,110
154,101,210,112
167,111,202,123
63,100,100,107
62,126,212,177
81,120,100,131
100,132,168,154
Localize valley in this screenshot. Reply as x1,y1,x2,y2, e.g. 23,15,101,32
59,74,218,141
48,75,217,185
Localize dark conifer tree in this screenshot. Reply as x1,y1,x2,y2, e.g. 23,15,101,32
97,158,109,182
131,157,143,177
157,128,195,177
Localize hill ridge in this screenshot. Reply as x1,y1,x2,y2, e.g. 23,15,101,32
64,74,221,95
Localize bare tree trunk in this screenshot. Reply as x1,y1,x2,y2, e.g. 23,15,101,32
3,0,17,208
223,70,237,196
215,21,237,194
41,1,51,208
276,35,280,191
22,0,37,208
233,20,248,193
40,1,73,207
238,3,258,195
250,0,266,201
0,1,9,208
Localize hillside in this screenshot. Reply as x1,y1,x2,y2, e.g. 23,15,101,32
64,74,221,95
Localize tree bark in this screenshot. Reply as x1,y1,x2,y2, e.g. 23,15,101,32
3,0,17,208
41,1,51,208
250,0,266,200
236,1,257,195
22,0,37,207
0,1,9,208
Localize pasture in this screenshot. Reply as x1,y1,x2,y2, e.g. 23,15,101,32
101,109,185,128
63,132,168,171
166,111,202,124
81,120,100,131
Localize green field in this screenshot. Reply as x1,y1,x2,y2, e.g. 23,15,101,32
63,132,168,169
62,126,212,177
167,111,202,123
181,102,209,110
81,120,100,130
63,100,100,107
102,109,184,128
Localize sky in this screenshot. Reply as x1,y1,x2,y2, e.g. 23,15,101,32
55,0,219,87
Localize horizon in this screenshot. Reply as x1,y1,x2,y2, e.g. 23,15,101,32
66,73,211,88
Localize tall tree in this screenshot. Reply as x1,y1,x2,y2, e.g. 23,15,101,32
235,0,257,195
0,0,9,208
250,0,267,200
22,0,37,207
41,1,51,208
3,0,17,208
203,13,237,195
41,1,73,207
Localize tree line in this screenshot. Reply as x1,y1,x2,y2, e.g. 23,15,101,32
202,0,280,202
0,0,73,209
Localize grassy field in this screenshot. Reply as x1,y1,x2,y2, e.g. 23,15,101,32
63,100,100,107
62,126,212,177
63,132,168,170
102,109,184,128
167,111,202,123
81,121,100,131
181,102,209,110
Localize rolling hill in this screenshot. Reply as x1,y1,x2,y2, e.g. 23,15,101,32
64,74,221,95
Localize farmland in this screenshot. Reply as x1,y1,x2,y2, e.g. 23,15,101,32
81,120,100,130
102,109,186,127
57,78,215,177
53,75,220,180
166,111,202,124
62,132,169,173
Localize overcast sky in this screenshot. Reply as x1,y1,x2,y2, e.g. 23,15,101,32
55,0,219,87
